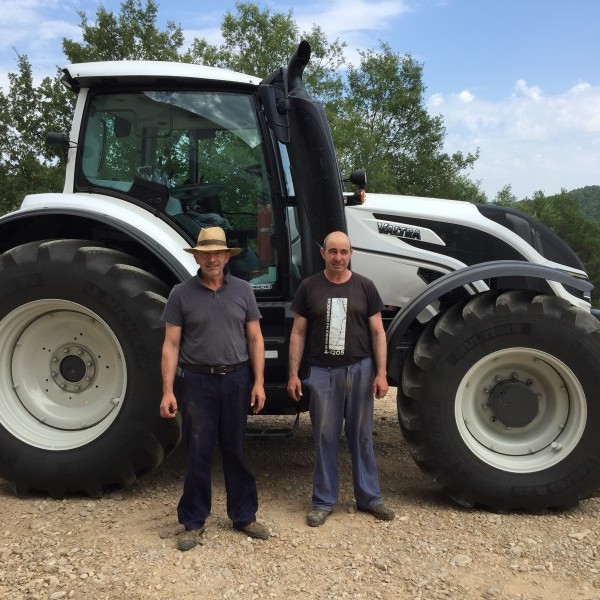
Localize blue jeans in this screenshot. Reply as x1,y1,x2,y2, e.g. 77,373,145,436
306,357,383,511
176,366,258,530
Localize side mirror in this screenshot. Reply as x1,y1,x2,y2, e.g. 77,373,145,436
350,169,367,189
46,132,70,161
345,169,367,205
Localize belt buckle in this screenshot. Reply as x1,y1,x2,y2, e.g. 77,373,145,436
212,365,228,375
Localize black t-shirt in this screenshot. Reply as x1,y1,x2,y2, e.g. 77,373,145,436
291,271,385,367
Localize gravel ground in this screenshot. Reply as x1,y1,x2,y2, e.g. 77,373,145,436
1,389,599,600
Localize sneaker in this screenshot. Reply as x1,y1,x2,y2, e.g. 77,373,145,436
307,509,333,527
358,503,395,521
234,520,270,540
176,527,205,551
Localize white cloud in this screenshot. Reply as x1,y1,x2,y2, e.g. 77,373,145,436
293,0,409,37
429,81,600,198
0,0,82,86
181,27,224,50
289,0,411,67
458,90,474,103
514,79,542,101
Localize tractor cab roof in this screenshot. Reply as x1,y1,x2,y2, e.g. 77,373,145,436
61,60,262,91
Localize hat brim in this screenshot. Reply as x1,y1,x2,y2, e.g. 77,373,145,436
184,246,242,256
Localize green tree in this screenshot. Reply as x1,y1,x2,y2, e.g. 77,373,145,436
568,185,600,221
62,0,184,62
184,2,346,103
494,184,518,205
332,42,484,200
0,55,68,214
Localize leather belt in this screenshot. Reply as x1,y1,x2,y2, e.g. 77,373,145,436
181,362,247,375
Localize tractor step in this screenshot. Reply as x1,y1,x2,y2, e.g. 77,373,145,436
245,412,300,438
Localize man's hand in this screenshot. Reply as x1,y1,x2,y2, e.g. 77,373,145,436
160,392,178,418
250,383,266,414
373,374,389,399
287,375,303,402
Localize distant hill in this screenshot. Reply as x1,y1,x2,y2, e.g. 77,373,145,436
566,185,600,221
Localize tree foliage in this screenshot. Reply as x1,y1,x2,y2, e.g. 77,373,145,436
63,0,184,63
184,2,346,103
568,185,600,221
332,43,484,201
0,54,69,214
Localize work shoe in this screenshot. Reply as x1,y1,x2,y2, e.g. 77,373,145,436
358,503,395,521
307,509,333,527
176,527,205,552
234,520,270,540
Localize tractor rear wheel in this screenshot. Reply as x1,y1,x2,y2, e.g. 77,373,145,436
0,240,180,497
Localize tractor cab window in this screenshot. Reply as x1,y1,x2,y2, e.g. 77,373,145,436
79,90,278,293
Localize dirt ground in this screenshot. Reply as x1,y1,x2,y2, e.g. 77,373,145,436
1,389,599,600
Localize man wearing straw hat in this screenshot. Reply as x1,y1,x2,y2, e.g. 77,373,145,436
160,226,269,551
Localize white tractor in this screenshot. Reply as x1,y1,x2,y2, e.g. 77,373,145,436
1,41,599,510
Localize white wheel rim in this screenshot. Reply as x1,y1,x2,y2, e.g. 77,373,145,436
455,348,586,473
0,300,127,450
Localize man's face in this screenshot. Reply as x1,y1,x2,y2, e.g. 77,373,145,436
321,234,351,274
193,250,230,277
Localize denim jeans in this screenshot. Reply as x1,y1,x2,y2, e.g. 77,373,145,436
176,366,258,530
306,357,383,511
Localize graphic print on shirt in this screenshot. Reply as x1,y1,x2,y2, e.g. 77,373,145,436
324,297,347,355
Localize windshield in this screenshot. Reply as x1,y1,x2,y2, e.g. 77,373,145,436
78,89,278,291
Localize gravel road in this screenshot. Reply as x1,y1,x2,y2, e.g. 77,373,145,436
1,390,599,600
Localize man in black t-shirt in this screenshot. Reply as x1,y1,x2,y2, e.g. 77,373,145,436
287,231,395,527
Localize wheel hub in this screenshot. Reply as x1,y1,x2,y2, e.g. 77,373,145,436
4,305,125,435
51,345,96,393
456,348,584,467
488,379,539,428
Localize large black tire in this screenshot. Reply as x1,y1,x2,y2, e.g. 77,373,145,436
0,240,181,497
399,290,600,511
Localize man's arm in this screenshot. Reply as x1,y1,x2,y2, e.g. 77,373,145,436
287,315,308,402
160,322,182,418
246,319,266,414
369,312,389,399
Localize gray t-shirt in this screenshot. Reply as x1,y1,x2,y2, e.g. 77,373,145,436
161,270,262,366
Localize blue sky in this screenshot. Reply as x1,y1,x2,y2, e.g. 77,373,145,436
1,0,600,200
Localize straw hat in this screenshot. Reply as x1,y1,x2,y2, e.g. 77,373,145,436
184,227,242,255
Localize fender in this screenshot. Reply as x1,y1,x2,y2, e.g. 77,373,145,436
386,260,594,383
0,207,193,283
